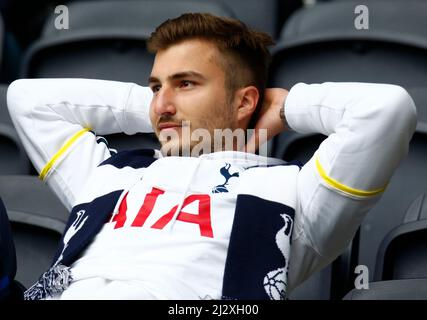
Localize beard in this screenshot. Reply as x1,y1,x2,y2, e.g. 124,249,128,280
156,104,237,157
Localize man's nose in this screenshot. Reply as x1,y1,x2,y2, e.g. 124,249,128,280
153,86,177,116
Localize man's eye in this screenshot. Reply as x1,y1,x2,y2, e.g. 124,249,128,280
151,85,161,93
179,80,194,88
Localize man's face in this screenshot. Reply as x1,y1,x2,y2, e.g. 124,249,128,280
149,39,236,156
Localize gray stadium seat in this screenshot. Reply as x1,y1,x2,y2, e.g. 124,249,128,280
0,196,24,299
101,0,303,39
270,0,427,118
343,278,427,300
375,192,427,281
120,0,292,39
0,85,31,174
0,10,3,67
0,0,62,48
344,194,427,300
269,0,427,287
0,1,24,83
0,175,68,288
212,0,302,39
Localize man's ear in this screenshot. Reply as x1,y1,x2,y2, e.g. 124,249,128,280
235,86,259,127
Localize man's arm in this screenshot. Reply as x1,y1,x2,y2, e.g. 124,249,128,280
7,78,153,210
283,82,417,292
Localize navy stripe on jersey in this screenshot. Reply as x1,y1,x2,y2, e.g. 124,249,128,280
222,194,295,300
98,149,158,169
88,130,108,146
51,190,123,266
89,130,118,154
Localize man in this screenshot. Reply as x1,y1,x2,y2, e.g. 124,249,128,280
6,13,416,300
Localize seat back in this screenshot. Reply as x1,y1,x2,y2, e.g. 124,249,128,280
0,175,68,288
274,133,326,163
0,10,4,65
210,0,302,39
270,0,427,128
343,278,427,300
0,197,16,299
0,84,31,174
375,193,427,281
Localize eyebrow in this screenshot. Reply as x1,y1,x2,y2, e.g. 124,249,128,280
148,71,207,85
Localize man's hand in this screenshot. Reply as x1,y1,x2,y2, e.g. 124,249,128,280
244,88,289,153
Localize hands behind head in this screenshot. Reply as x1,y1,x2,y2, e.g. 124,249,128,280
244,88,289,154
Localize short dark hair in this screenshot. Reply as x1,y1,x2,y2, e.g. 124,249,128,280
147,13,275,128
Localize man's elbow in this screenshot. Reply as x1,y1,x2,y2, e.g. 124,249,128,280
7,79,28,98
384,85,417,131
376,85,418,142
7,79,33,117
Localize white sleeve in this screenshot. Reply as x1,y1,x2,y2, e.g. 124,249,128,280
7,78,153,211
285,82,417,292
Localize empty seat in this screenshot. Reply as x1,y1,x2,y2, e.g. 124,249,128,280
343,278,427,300
0,196,18,299
0,84,31,174
0,175,68,288
124,0,290,39
0,10,4,67
344,194,427,300
0,0,61,48
0,0,24,82
270,0,427,113
212,0,303,39
375,193,427,281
